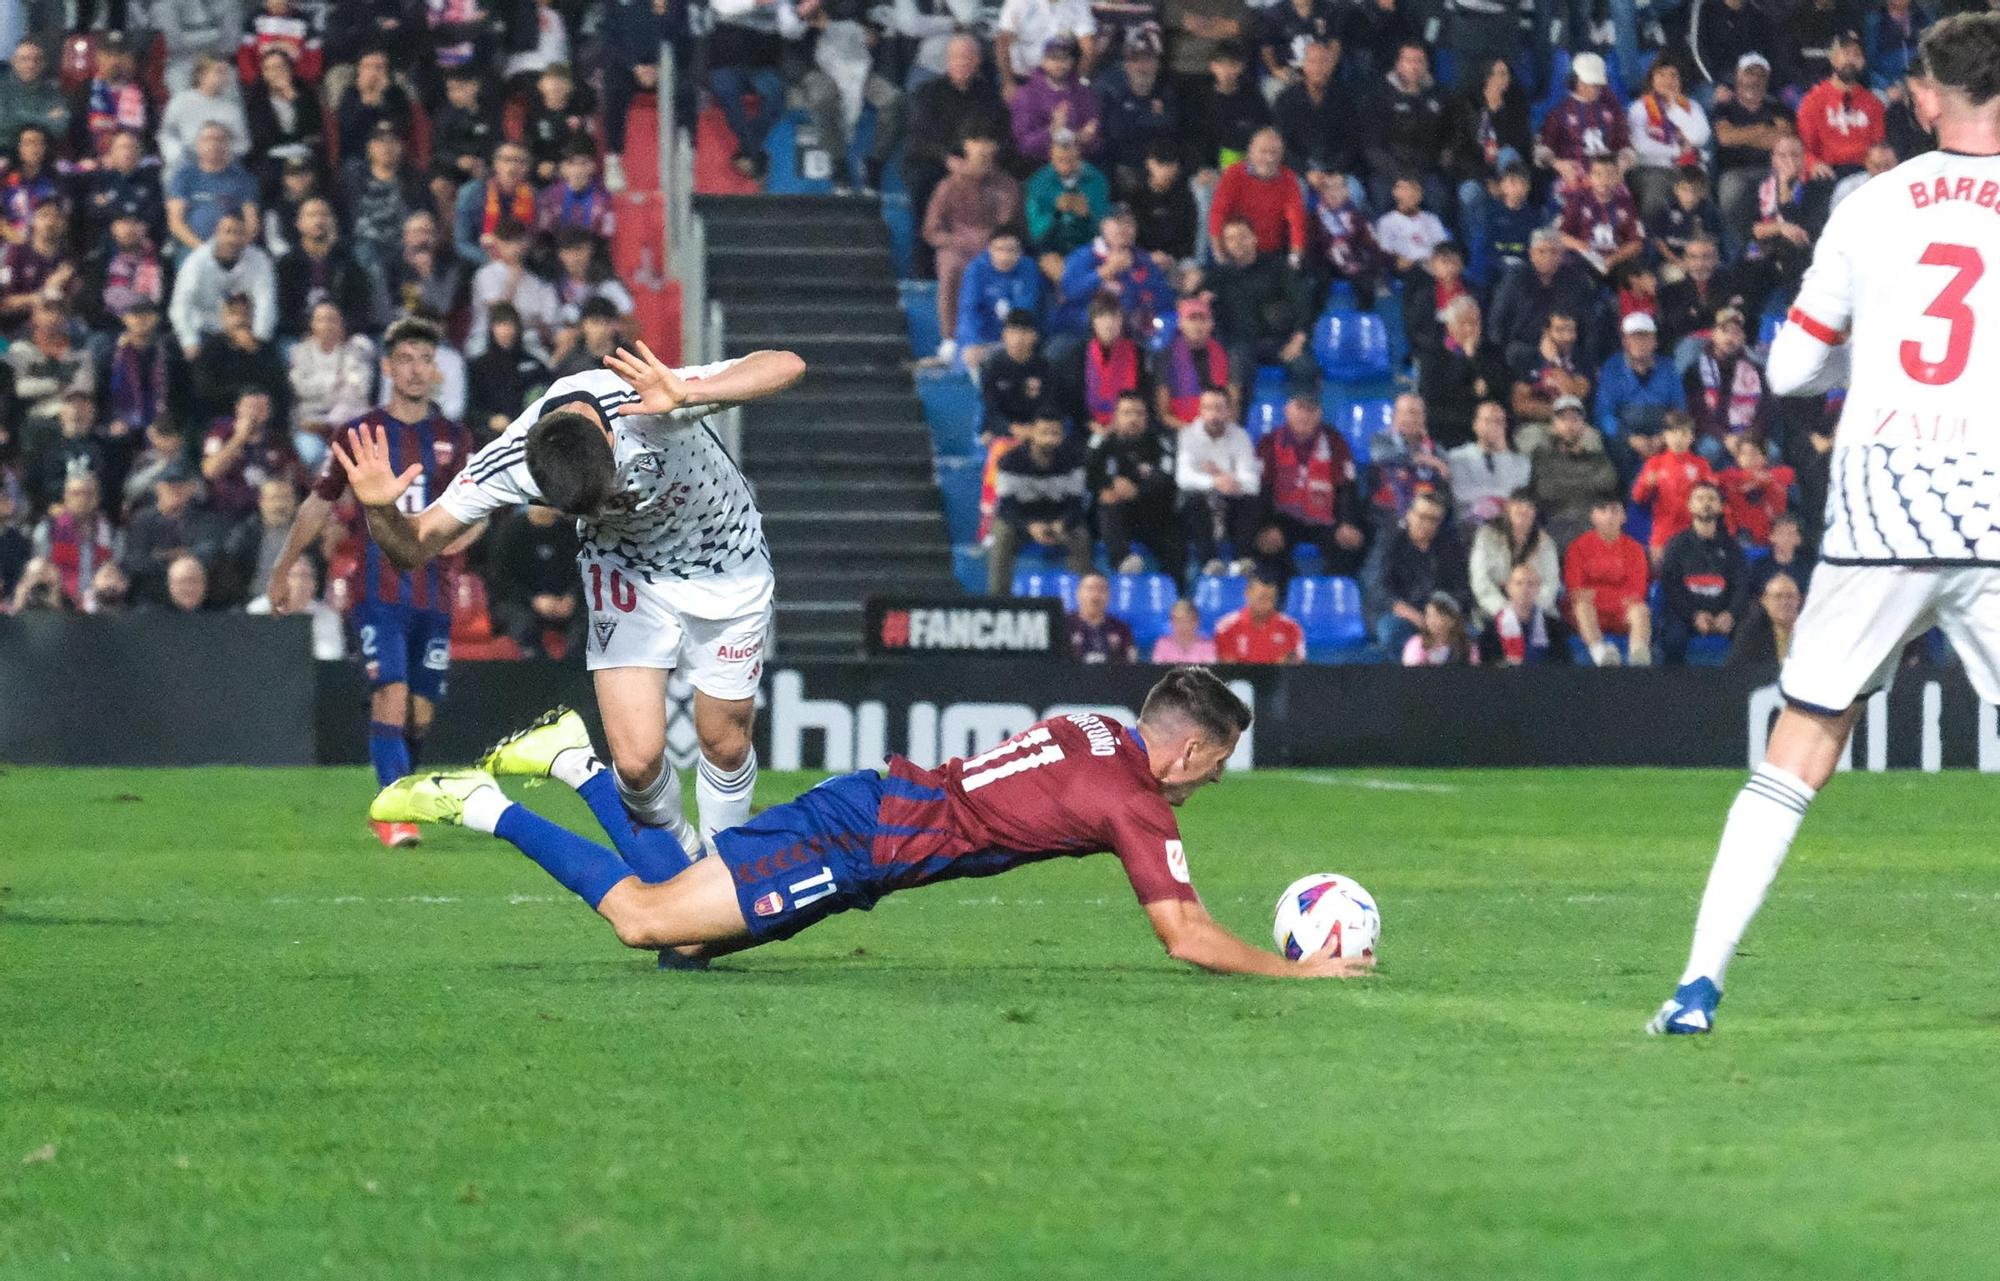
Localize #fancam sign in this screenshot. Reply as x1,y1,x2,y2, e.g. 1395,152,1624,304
866,597,1065,657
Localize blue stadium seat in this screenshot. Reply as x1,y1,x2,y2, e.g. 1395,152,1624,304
1149,310,1179,353
1012,570,1080,610
1112,573,1178,649
934,457,983,544
1324,280,1357,312
1687,635,1731,667
1287,576,1367,652
1192,575,1248,630
1314,310,1391,380
899,279,940,358
1247,397,1285,441
915,368,980,459
1340,397,1394,463
1252,364,1289,402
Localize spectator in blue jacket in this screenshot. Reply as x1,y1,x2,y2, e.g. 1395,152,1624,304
1865,0,1929,94
1094,28,1180,197
1052,204,1172,341
1594,312,1686,483
956,227,1045,375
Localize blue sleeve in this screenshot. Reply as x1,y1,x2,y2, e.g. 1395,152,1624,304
1058,247,1099,306
954,258,989,347
1594,357,1621,437
453,182,487,267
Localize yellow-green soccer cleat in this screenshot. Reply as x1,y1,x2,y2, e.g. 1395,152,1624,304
477,706,593,779
369,770,501,827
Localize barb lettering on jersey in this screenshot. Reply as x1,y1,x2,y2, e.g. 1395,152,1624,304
1909,177,2000,211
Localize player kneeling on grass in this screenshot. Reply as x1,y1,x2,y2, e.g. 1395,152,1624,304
371,667,1374,978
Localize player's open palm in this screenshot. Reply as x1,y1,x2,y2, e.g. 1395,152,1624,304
1298,937,1376,979
330,423,421,508
605,341,688,417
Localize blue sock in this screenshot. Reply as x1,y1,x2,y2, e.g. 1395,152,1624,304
578,770,693,883
369,722,411,787
495,805,635,910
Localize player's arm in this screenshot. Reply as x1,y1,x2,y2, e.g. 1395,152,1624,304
604,342,806,419
1143,897,1373,979
328,424,474,572
1768,198,1857,397
264,491,334,613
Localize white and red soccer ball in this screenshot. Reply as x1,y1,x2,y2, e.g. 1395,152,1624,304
1273,873,1381,961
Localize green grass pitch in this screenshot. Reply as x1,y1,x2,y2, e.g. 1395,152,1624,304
6,765,2000,1279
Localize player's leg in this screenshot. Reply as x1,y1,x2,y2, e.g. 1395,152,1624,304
1650,565,1937,1034
481,706,704,883
357,601,414,786
672,565,772,839
593,664,694,835
693,691,757,838
402,611,452,768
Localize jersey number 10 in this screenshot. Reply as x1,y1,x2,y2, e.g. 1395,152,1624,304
1902,243,1985,386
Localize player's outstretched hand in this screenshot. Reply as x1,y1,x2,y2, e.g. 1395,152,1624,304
1295,943,1376,979
330,423,422,509
604,340,689,417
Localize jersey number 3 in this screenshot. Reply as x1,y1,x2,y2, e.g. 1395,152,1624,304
1901,243,1984,386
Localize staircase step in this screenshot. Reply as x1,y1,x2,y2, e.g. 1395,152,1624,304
728,335,909,369
782,571,961,602
754,476,940,514
742,448,934,475
770,542,954,573
697,193,881,220
764,510,947,541
749,422,931,454
747,392,926,426
703,218,889,250
711,277,897,306
725,301,906,332
709,245,894,282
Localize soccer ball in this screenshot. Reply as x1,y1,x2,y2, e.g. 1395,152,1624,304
1273,874,1381,960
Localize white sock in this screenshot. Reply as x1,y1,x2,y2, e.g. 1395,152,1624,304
616,757,685,829
550,745,601,791
696,749,757,839
462,785,511,835
1679,763,1816,987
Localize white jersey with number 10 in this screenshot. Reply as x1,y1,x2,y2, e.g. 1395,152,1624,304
1783,150,2000,566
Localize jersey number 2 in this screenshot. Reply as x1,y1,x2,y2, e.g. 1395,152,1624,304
1901,243,1984,386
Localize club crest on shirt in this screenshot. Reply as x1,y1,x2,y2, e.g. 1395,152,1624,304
752,891,785,917
432,440,456,466
592,617,617,650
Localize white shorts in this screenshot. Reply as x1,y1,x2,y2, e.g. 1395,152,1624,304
581,555,773,700
1779,562,2000,712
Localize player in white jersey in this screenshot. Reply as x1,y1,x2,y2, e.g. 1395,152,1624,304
328,341,806,854
1650,14,2000,1033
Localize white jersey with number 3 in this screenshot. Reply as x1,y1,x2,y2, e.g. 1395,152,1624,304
1784,151,2000,566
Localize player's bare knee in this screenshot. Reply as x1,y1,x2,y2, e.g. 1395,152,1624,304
611,747,663,792
694,702,753,770
371,684,408,724
697,729,750,773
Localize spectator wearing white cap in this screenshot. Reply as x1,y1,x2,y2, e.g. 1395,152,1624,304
1709,53,1794,259
1533,52,1632,196
1594,311,1686,483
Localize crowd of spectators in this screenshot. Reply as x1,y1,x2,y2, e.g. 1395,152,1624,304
0,0,1931,675
0,1,667,655
905,0,1916,665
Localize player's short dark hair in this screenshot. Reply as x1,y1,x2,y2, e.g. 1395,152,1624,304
526,410,617,516
382,316,441,356
1920,13,2000,105
1141,666,1253,742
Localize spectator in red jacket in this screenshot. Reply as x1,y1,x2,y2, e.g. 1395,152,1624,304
1563,495,1653,666
1208,128,1307,260
1215,574,1306,664
1796,33,1883,181
1253,391,1366,579
1718,433,1795,547
1630,411,1715,558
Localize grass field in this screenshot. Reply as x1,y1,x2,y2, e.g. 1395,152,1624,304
6,765,2000,1279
